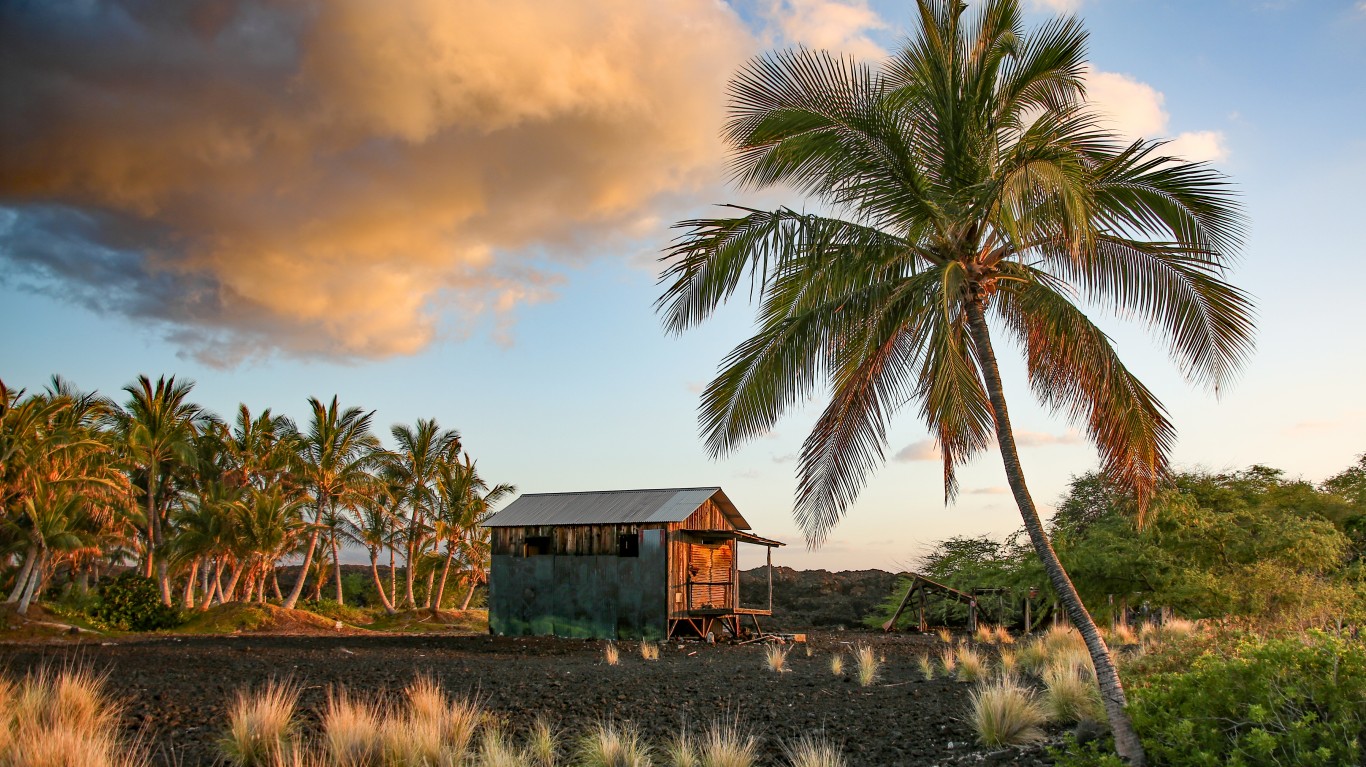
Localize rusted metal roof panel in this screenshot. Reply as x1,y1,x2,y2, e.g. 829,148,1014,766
484,487,750,529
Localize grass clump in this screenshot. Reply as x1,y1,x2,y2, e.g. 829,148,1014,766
640,642,660,661
662,730,698,767
3,667,151,767
994,625,1014,645
522,716,559,767
997,648,1017,677
604,643,620,666
576,722,652,767
935,628,952,644
829,654,844,677
974,624,996,644
954,645,986,682
1015,639,1050,676
697,722,757,767
782,735,846,767
938,648,958,677
765,644,790,673
321,688,384,767
853,644,879,687
916,654,934,680
476,727,525,767
969,677,1048,747
223,680,299,767
1042,664,1104,724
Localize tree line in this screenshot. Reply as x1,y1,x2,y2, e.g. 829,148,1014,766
1,374,514,617
878,459,1366,630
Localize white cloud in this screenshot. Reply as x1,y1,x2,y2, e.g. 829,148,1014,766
893,439,941,462
1012,429,1084,447
968,486,1011,495
1028,0,1083,11
762,0,887,59
1084,67,1229,163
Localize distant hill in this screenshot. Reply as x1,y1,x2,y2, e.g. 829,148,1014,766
740,566,898,630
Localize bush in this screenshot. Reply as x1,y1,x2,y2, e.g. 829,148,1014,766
1057,630,1366,767
90,573,183,631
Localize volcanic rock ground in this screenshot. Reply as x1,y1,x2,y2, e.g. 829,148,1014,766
0,631,1054,766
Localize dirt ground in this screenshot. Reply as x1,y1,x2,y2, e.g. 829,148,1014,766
0,631,1056,766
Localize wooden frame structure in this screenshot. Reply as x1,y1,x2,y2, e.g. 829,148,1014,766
881,572,981,633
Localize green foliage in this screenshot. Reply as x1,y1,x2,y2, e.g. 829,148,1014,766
297,598,371,624
91,572,183,630
1060,631,1366,767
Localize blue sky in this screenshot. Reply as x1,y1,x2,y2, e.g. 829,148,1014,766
2,0,1364,570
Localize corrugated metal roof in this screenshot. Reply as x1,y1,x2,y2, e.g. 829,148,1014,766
483,487,750,530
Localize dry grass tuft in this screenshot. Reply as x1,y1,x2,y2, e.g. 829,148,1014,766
916,654,934,680
994,625,1014,645
853,644,879,687
781,734,846,767
476,727,526,767
4,668,150,767
765,644,790,673
1162,617,1197,637
697,721,757,767
1015,639,1049,676
954,645,986,683
223,680,299,767
828,654,844,677
663,730,698,767
604,643,620,667
938,648,957,677
640,642,660,661
974,624,996,644
935,628,952,644
576,722,653,767
1109,624,1137,646
322,688,384,767
997,649,1017,677
522,716,559,767
1042,663,1105,724
969,677,1049,747
1042,625,1085,656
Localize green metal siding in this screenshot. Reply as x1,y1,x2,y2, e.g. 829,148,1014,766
489,529,667,640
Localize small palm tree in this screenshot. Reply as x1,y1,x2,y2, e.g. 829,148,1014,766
388,419,461,607
656,3,1253,762
283,396,378,610
429,455,514,613
114,375,209,603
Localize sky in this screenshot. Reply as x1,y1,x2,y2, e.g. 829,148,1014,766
2,0,1364,572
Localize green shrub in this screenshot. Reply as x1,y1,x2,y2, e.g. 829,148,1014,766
90,573,183,631
1057,631,1366,767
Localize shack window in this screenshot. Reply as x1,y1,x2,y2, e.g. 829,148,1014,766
524,536,552,557
617,533,639,558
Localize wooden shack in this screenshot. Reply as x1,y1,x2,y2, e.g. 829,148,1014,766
483,487,783,640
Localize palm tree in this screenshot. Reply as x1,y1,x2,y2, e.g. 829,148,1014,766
350,477,402,614
283,396,378,610
656,3,1253,762
429,455,514,613
388,420,461,607
114,375,207,604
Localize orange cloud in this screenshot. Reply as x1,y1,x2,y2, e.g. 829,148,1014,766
0,0,753,363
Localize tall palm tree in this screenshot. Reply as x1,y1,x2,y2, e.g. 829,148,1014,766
114,375,207,603
350,477,402,614
388,420,461,607
283,396,378,610
429,455,514,613
656,2,1252,762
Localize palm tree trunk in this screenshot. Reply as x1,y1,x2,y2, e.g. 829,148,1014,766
6,544,38,603
388,545,397,606
404,538,418,608
331,537,344,604
183,560,199,608
17,549,49,615
965,299,1146,766
369,549,396,615
431,544,455,613
282,502,324,610
272,568,283,600
460,568,483,611
225,562,243,602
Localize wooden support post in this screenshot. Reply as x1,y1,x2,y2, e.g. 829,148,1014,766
918,587,928,632
1024,598,1031,633
968,600,978,634
883,579,918,632
767,547,773,615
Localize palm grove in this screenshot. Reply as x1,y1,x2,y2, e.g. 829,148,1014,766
0,374,513,619
658,2,1254,764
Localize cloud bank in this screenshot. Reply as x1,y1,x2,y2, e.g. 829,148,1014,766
1084,67,1229,163
0,0,752,363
